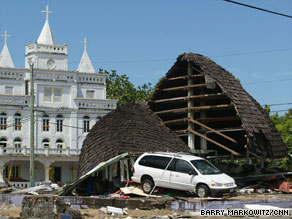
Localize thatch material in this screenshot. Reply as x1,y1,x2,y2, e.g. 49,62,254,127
149,53,287,159
77,103,190,177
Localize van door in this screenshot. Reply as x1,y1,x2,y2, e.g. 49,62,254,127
169,158,198,191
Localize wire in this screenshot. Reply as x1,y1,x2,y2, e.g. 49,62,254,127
263,103,292,107
244,78,292,85
270,109,290,113
66,48,292,64
223,0,292,19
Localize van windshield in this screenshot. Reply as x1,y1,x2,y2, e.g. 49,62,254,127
190,160,222,175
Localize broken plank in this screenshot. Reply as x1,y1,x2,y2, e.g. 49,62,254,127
188,119,237,143
187,128,240,156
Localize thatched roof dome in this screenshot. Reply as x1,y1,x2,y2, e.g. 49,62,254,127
77,103,190,177
149,53,287,159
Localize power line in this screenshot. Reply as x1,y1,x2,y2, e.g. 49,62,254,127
263,103,292,107
244,78,292,85
270,109,290,113
223,0,292,19
66,48,292,64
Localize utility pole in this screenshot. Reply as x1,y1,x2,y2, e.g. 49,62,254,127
29,62,35,187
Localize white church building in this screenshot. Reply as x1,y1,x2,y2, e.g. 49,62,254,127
0,6,117,186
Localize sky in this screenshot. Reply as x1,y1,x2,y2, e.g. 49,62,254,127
0,0,291,114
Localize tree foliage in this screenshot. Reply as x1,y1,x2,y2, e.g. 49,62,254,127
269,109,292,170
101,69,154,106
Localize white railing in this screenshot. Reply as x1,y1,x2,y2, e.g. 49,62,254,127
77,74,105,84
0,147,81,157
0,68,25,80
9,181,42,188
26,43,67,55
74,98,117,110
34,71,76,82
0,94,30,106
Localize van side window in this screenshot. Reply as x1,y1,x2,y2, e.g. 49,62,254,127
139,155,171,169
173,159,197,175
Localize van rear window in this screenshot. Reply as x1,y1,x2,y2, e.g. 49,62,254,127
139,155,171,170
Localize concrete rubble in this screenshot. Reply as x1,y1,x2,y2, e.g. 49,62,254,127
21,195,81,219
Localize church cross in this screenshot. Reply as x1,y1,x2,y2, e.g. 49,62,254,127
1,30,11,45
81,37,88,51
41,5,53,21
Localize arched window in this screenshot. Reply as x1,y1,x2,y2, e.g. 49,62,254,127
42,114,50,132
42,138,50,148
0,112,8,130
14,113,22,131
96,116,102,122
0,137,7,153
56,115,63,132
83,116,90,133
14,138,22,153
56,139,64,153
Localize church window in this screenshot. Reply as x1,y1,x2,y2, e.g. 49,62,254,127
86,90,94,99
5,86,13,95
56,115,63,132
0,112,8,130
14,113,22,131
44,88,63,103
42,114,50,132
83,116,90,133
0,138,7,153
56,139,64,153
14,138,22,153
42,138,50,148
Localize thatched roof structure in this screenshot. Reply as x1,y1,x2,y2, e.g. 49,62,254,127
149,53,287,159
77,103,190,177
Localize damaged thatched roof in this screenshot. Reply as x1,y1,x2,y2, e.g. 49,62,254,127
77,103,190,177
149,53,287,159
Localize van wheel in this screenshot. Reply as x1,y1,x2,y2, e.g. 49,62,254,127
142,179,154,194
196,184,210,198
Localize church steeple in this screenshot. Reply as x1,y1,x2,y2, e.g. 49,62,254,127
37,5,55,45
77,37,95,73
0,30,15,68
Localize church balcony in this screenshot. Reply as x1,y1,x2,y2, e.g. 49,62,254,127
0,94,30,106
26,43,67,55
34,71,76,82
0,68,26,80
0,147,81,157
74,98,117,110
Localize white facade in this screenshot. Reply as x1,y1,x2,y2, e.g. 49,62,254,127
0,6,117,186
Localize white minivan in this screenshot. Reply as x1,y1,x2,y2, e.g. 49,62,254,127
131,152,237,197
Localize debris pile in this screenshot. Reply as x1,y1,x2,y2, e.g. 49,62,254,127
21,195,81,219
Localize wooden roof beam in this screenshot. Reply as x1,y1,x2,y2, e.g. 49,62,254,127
188,118,237,143
155,104,233,115
153,93,226,104
160,84,206,92
162,118,188,125
187,129,240,156
166,74,205,81
198,116,240,123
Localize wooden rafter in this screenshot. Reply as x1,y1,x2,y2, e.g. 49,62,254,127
198,116,240,123
155,104,233,115
188,118,237,143
160,84,206,92
162,118,188,125
166,74,204,81
153,93,226,104
187,129,240,156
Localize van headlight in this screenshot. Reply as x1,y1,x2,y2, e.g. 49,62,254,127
211,182,223,187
